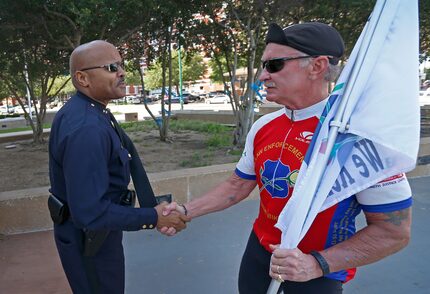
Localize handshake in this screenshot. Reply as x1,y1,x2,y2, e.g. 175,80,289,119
154,202,190,236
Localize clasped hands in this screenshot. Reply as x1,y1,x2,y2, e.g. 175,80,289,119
154,202,189,236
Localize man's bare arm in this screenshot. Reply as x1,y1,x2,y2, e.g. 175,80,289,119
164,173,256,220
323,207,412,273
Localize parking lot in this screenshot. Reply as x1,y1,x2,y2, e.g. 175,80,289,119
107,99,234,121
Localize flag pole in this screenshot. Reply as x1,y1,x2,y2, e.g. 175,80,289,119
265,1,390,293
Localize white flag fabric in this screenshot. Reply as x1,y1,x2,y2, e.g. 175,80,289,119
275,0,420,249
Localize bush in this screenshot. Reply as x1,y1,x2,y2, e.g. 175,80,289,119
0,113,21,119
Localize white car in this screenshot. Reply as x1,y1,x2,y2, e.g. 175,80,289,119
205,94,230,104
0,105,16,115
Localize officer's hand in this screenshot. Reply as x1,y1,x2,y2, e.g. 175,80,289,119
155,202,190,235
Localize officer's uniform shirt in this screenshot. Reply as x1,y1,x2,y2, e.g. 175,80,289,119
49,91,157,231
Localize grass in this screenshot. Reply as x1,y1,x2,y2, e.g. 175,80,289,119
121,119,239,168
0,124,51,134
168,119,234,148
179,151,216,168
120,120,157,132
121,119,234,148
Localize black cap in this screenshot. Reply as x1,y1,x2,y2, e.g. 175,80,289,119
265,22,345,65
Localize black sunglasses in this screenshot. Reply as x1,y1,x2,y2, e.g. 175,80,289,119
262,56,314,73
80,62,123,73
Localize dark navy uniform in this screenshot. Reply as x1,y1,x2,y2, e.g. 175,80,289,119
49,91,157,293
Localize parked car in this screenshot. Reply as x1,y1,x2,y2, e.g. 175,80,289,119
0,105,15,115
204,94,230,104
180,91,200,102
149,88,176,101
13,105,36,115
206,91,227,98
131,96,144,104
164,95,189,104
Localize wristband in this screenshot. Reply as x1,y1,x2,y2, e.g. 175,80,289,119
180,204,188,216
310,251,330,276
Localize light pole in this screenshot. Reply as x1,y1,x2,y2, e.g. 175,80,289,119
178,43,184,110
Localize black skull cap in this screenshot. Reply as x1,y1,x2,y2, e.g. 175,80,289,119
265,22,345,65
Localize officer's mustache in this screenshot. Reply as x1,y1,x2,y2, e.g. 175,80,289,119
117,78,125,86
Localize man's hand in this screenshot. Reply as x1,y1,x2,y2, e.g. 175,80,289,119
269,245,322,282
155,202,190,236
157,202,188,236
162,201,187,216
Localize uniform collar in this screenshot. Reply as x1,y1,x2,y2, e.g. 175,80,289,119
76,91,107,111
284,97,328,121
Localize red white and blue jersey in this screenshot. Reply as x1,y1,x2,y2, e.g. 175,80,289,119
235,99,412,282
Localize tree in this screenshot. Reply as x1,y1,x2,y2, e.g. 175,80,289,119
0,0,156,143
0,0,71,143
144,49,205,93
188,0,304,146
419,0,430,60
121,0,211,142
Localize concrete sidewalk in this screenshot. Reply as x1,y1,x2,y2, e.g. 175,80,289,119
1,176,429,294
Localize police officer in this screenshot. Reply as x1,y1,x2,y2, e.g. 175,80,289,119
49,40,189,293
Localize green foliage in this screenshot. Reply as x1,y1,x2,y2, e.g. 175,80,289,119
0,113,21,120
179,152,214,168
209,55,247,83
120,120,158,132
144,50,206,91
206,133,232,147
1,0,429,144
0,123,51,133
48,76,74,97
168,119,231,134
421,0,430,59
120,118,234,147
425,67,430,81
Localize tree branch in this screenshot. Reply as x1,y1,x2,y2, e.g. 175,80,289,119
43,4,78,32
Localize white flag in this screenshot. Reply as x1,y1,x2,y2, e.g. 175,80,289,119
275,0,420,249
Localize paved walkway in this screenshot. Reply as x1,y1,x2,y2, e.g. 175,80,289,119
1,176,429,294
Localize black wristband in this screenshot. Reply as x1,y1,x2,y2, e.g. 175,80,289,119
180,204,188,216
310,251,330,276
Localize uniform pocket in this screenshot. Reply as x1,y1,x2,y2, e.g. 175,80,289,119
117,148,131,180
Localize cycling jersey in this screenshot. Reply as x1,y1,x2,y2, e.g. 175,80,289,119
235,99,412,282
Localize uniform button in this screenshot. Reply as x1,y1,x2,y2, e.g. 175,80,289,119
91,103,95,107
128,153,131,158
149,224,154,229
142,225,147,229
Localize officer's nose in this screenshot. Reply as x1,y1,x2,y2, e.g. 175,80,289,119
117,65,125,78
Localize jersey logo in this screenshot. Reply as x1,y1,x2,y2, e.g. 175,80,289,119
296,131,313,143
259,159,299,198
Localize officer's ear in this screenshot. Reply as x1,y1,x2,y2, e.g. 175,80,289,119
74,71,90,88
308,56,329,80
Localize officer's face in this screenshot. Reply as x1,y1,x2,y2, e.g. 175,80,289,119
81,45,126,103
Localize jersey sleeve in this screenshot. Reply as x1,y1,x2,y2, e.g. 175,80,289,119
235,124,257,180
356,173,412,212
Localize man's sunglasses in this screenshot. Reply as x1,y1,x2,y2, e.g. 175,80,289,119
262,56,314,73
80,62,123,73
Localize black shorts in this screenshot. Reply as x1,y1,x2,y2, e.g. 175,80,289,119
238,231,343,294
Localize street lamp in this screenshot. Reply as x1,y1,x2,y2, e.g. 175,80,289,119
178,43,183,110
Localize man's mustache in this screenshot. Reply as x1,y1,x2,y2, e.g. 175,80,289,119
264,81,276,87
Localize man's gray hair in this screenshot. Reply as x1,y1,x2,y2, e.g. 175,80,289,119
324,63,341,82
298,55,341,82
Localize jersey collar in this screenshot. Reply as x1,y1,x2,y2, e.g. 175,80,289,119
284,97,328,121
